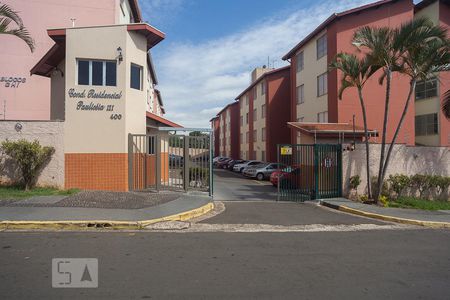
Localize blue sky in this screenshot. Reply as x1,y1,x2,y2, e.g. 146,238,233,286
137,0,392,127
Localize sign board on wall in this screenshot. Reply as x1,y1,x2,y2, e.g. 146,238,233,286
0,76,26,88
67,88,123,121
280,146,292,155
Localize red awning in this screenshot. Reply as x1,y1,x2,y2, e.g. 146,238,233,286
288,122,378,138
146,112,183,128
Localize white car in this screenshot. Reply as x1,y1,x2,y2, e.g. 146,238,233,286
233,160,263,173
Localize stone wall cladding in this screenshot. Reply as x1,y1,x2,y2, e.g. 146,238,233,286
343,143,450,198
0,121,65,188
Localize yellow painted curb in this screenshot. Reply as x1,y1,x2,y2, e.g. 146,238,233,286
0,202,214,231
338,205,450,229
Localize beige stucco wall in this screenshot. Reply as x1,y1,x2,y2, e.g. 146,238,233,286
50,61,66,120
240,94,249,159
343,143,450,199
117,0,133,24
414,2,442,146
63,25,147,154
253,81,266,160
0,121,65,188
295,30,328,126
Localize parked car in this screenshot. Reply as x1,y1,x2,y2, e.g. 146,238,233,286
213,156,224,164
213,157,229,167
243,163,286,180
270,165,299,186
226,159,247,171
216,158,232,169
233,160,263,173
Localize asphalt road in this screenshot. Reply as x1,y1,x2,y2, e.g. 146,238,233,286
213,168,278,201
1,229,449,299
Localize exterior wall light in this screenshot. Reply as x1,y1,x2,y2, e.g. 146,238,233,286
117,47,123,62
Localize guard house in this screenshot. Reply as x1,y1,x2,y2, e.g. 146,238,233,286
31,23,181,191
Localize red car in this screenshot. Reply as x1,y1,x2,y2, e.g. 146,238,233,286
270,166,300,187
216,158,232,169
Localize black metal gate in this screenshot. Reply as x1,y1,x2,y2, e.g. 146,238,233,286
277,144,342,201
128,132,212,194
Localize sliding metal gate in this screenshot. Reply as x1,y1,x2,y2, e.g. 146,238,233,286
277,144,342,201
128,133,212,194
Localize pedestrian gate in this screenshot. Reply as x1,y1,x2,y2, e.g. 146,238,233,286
277,144,342,201
128,132,212,194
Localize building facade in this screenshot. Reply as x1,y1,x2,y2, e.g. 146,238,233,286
216,102,240,159
414,0,450,146
236,66,291,162
283,0,416,146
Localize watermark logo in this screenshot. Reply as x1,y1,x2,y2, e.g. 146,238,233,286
52,258,98,288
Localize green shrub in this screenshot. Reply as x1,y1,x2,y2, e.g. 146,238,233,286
371,176,389,198
1,139,54,190
410,174,432,198
387,174,411,198
378,195,389,207
349,175,361,192
432,176,450,199
359,194,368,202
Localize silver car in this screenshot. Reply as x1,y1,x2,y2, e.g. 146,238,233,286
243,163,286,181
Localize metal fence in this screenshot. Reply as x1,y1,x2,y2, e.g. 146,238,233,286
128,132,212,194
277,144,342,201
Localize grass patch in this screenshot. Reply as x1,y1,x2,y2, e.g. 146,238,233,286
0,186,80,199
388,197,450,210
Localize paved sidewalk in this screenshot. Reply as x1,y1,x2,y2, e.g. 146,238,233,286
321,198,450,227
0,193,211,222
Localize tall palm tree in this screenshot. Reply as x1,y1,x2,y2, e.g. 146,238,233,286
381,18,450,183
443,90,450,119
329,53,379,199
0,3,34,52
352,26,399,200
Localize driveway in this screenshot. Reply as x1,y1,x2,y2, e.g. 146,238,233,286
213,168,277,201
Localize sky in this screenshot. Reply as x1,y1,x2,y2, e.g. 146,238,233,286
138,0,382,128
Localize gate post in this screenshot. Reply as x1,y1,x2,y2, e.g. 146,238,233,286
314,144,319,200
128,133,133,191
277,144,280,202
209,131,213,197
183,136,190,192
155,135,161,192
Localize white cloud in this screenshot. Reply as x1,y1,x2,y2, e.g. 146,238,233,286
149,0,373,128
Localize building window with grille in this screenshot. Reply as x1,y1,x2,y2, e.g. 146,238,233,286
240,115,243,126
253,108,257,121
316,34,327,59
240,133,243,144
261,81,266,96
317,72,327,96
246,131,249,143
130,63,143,90
415,113,438,136
246,112,249,124
77,59,117,86
296,51,304,72
415,78,438,100
317,111,328,123
253,129,257,142
261,127,266,142
297,84,304,104
261,104,266,119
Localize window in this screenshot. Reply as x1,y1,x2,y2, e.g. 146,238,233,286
253,86,257,99
240,133,243,143
261,104,266,119
316,34,327,59
131,64,142,90
246,113,249,124
253,108,257,121
317,111,328,123
297,84,304,104
253,129,257,142
240,116,243,126
415,78,438,100
415,113,438,136
317,73,327,96
77,59,117,86
261,127,266,142
261,81,266,96
246,131,249,143
296,51,304,72
261,151,266,162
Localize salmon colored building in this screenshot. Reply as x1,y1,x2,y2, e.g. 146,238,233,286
215,102,240,159
283,0,416,146
236,66,291,162
414,0,450,147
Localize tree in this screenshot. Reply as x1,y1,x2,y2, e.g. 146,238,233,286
443,90,450,119
1,139,54,190
330,53,379,199
0,3,35,52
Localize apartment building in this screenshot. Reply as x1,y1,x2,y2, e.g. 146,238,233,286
414,0,450,146
1,0,168,121
236,66,291,162
282,0,416,145
210,116,220,157
216,102,240,159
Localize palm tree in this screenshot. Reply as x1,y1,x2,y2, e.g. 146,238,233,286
443,90,450,119
352,26,399,200
380,18,450,184
0,3,34,52
329,53,379,199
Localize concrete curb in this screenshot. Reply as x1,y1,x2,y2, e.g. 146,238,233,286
0,202,214,231
320,201,450,229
